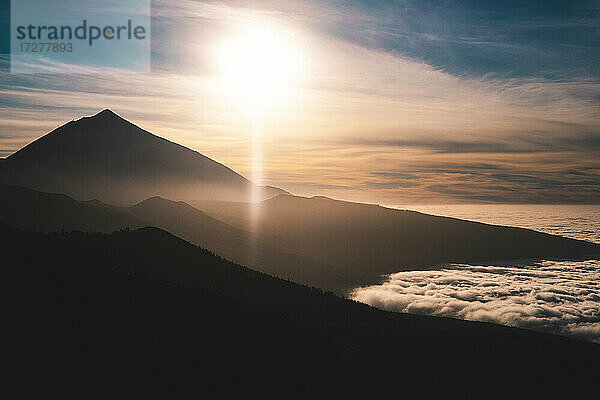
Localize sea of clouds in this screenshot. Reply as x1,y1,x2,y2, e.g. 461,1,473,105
352,259,600,343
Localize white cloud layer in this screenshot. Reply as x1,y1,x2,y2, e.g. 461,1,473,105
352,260,600,343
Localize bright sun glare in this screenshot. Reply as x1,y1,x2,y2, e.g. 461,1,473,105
216,23,303,106
213,22,305,209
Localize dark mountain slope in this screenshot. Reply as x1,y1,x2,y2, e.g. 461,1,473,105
191,194,600,278
0,185,363,291
0,184,144,232
3,223,599,398
0,109,284,204
3,184,598,293
127,196,362,290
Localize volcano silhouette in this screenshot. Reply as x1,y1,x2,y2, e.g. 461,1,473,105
0,109,284,204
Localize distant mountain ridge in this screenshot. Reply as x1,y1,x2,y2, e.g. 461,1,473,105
0,109,285,204
191,194,600,277
3,184,599,294
0,184,363,291
126,195,364,290
0,184,144,233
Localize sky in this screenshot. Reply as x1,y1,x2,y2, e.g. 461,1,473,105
1,0,599,204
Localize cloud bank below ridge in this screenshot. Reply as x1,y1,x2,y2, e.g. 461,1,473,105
352,260,600,343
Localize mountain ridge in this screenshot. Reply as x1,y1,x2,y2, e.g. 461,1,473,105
0,184,145,233
0,184,364,291
191,193,600,277
3,184,598,294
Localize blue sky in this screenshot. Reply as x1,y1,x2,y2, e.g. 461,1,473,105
1,0,599,204
327,0,600,79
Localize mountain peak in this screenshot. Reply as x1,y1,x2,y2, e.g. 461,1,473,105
83,108,123,121
97,108,118,116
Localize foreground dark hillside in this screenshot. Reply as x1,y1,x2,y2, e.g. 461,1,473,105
3,223,598,398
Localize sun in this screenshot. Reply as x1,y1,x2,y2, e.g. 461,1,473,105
215,23,303,106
